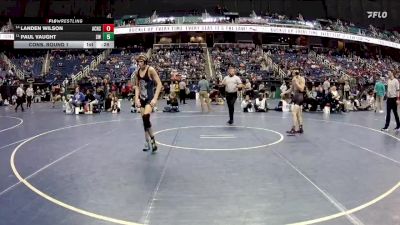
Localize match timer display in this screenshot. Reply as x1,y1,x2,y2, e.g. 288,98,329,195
13,18,115,49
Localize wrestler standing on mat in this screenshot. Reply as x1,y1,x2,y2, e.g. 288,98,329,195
282,68,306,135
135,54,162,152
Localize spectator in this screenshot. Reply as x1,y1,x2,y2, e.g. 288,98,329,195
15,84,25,112
68,87,85,111
255,93,268,112
241,95,254,112
85,89,98,114
163,92,179,112
179,79,187,104
198,76,212,112
26,84,34,108
374,77,385,113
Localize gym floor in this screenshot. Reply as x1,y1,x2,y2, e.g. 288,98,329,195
0,99,400,225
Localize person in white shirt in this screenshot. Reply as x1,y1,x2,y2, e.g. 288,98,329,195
382,71,400,131
255,93,268,112
62,78,69,89
222,65,243,125
179,79,187,104
15,84,25,112
343,81,351,100
356,90,375,111
241,95,254,112
26,84,34,108
280,82,287,94
323,77,330,96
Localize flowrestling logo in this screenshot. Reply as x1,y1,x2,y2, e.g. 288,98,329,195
367,11,388,19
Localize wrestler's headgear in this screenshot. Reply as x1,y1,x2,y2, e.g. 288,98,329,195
137,54,148,64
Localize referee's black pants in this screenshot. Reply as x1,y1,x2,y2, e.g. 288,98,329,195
179,89,186,104
384,97,400,129
15,96,24,111
226,92,237,122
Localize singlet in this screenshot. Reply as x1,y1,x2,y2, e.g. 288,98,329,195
136,66,154,101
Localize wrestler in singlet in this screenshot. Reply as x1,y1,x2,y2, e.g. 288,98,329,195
291,71,305,106
136,66,155,107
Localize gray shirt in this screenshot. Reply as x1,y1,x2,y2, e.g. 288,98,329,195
179,81,186,90
223,75,242,93
198,79,210,92
387,78,399,98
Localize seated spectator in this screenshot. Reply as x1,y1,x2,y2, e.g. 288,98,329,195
163,92,179,112
85,89,98,114
111,96,120,113
303,86,318,111
241,95,254,112
355,90,375,111
255,93,268,112
275,93,290,112
327,86,345,112
163,82,170,99
34,87,41,103
209,88,224,105
68,87,85,110
51,84,62,108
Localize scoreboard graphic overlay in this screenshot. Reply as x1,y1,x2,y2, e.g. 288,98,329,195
13,18,114,49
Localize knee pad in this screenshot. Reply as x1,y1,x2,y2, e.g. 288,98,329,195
142,114,151,130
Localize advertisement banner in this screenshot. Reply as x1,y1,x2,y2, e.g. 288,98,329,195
115,24,400,49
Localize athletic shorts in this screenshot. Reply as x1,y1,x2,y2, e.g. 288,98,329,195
140,98,151,107
292,92,304,106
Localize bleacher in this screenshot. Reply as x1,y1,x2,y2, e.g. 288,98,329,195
93,47,145,81
6,50,46,78
48,50,99,83
265,47,338,82
212,43,272,81
151,44,206,81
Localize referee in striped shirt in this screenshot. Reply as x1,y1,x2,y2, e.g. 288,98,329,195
222,65,243,125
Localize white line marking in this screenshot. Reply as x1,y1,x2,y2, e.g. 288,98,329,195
1,128,117,197
154,125,284,151
199,134,236,139
199,136,236,139
0,139,28,151
274,151,365,225
5,114,400,225
341,139,400,165
141,128,179,225
0,116,23,133
199,134,235,137
0,143,90,197
199,134,234,136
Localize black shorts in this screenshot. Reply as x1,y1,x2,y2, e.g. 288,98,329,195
292,92,304,106
140,98,151,107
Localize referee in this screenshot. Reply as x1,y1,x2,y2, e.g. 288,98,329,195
222,65,243,125
381,71,400,131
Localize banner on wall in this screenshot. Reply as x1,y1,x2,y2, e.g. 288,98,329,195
115,24,400,50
